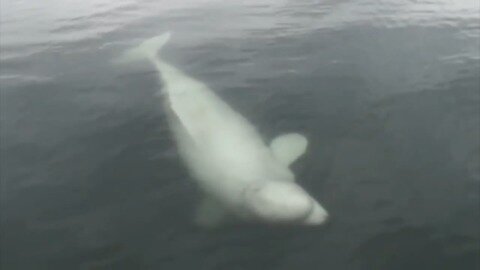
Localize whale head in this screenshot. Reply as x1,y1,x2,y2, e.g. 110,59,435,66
243,181,328,225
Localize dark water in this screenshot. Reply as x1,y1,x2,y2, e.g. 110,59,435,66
1,0,479,269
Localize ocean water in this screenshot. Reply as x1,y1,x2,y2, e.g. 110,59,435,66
1,0,479,269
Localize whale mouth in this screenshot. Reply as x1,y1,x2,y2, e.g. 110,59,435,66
302,201,329,225
243,181,315,223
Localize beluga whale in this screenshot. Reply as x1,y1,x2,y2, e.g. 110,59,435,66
117,32,329,228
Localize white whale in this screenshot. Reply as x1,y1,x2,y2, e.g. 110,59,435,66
118,32,329,227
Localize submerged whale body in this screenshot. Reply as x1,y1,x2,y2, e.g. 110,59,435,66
118,32,329,227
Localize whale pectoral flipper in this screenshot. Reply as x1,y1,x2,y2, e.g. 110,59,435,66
270,133,308,166
194,196,229,228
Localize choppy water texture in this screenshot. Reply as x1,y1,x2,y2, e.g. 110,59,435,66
1,0,479,269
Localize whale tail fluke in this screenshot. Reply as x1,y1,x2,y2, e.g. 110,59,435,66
114,32,171,64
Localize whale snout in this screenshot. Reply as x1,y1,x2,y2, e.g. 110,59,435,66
244,181,324,224
302,201,329,225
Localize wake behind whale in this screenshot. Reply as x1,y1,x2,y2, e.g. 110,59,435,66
117,32,329,227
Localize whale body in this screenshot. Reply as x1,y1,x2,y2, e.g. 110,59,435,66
118,32,329,227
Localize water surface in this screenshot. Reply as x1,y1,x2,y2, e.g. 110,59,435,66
1,0,479,269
